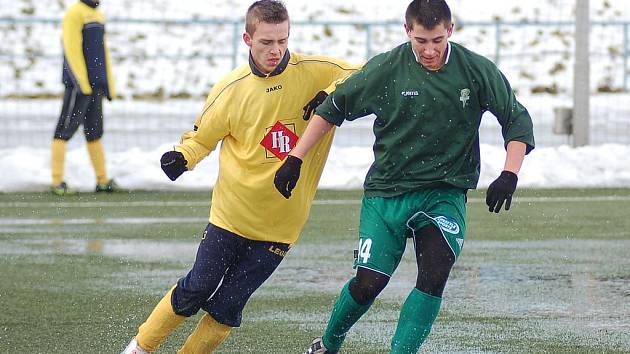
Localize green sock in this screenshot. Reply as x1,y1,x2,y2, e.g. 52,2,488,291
322,279,373,352
390,288,442,354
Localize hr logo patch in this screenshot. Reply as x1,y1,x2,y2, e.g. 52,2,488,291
260,121,298,160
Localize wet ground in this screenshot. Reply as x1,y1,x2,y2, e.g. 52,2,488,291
1,234,628,352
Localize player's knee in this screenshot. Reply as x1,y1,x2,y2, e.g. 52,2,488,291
171,278,216,317
85,130,103,141
349,269,390,305
416,263,452,297
415,278,447,297
54,133,72,141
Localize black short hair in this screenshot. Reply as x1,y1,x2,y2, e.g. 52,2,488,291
405,0,452,30
245,0,289,35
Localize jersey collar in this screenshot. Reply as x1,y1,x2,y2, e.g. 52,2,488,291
249,50,291,78
444,41,452,65
80,0,99,8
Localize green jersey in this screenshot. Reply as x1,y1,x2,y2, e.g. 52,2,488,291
316,41,535,197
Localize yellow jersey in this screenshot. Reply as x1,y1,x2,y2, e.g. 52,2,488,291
61,1,115,99
176,51,358,244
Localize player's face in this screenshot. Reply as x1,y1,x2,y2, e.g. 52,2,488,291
243,20,289,74
405,20,453,71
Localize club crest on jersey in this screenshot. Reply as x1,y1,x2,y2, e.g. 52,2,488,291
260,121,298,160
434,216,460,234
459,88,470,108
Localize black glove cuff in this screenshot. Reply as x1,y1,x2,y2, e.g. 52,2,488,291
315,91,328,102
285,155,303,167
302,91,328,120
160,151,187,165
500,170,518,184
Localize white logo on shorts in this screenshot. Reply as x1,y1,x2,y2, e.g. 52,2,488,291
434,216,460,234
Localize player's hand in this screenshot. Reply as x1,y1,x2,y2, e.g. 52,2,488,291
302,91,328,120
160,151,188,181
274,155,303,199
486,170,518,213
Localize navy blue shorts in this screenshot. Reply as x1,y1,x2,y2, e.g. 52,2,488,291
171,223,290,327
53,86,104,142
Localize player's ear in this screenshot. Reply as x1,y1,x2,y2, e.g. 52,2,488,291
446,22,454,37
243,32,253,47
404,23,412,38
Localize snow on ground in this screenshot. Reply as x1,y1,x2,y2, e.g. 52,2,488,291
1,0,629,192
1,142,630,192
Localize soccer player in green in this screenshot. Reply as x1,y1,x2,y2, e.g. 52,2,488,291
274,0,535,353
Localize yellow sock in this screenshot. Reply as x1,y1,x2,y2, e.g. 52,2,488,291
51,139,66,186
136,286,187,352
86,139,108,184
177,314,232,354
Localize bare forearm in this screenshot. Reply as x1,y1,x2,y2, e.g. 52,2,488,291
503,141,527,174
289,114,334,159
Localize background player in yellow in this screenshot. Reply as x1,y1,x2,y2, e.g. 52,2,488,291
120,1,358,353
51,0,120,195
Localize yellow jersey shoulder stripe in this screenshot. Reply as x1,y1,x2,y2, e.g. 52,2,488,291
288,58,358,72
199,71,251,119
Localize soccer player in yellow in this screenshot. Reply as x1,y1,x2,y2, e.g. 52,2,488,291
120,1,357,353
52,0,120,195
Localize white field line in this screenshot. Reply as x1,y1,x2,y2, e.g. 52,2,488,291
1,195,630,209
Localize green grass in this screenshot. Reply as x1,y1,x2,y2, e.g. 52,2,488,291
0,189,629,353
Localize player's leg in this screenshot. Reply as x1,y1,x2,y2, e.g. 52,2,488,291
130,224,239,352
128,285,185,353
82,89,111,188
390,225,454,353
176,313,231,354
313,195,408,354
314,268,387,354
51,86,88,194
390,189,466,353
182,236,290,353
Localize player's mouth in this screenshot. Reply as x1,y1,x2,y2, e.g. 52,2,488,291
421,56,442,69
421,56,437,63
268,58,280,66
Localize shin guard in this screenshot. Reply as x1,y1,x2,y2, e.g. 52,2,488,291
136,286,186,352
51,139,66,186
322,279,373,352
390,288,441,354
86,139,108,184
178,314,232,354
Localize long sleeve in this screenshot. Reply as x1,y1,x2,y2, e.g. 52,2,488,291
62,9,92,94
104,37,116,99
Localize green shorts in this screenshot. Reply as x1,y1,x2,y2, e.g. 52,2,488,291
354,188,467,277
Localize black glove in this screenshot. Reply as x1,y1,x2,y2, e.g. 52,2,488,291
486,171,518,213
274,155,303,199
302,91,328,120
160,151,188,181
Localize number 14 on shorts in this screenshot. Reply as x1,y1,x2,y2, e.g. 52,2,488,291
355,238,372,264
